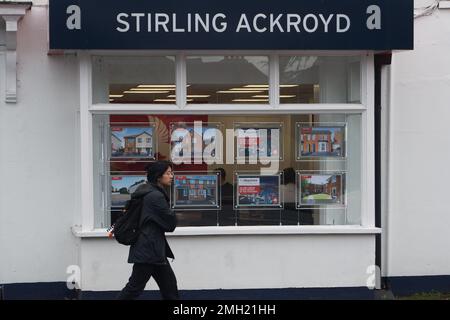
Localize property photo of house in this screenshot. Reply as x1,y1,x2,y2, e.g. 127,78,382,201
111,175,147,207
173,174,218,207
236,127,281,159
299,126,344,157
300,174,343,205
170,124,219,161
110,126,154,158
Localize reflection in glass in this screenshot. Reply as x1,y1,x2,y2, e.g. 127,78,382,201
279,56,361,104
92,56,176,104
186,56,269,104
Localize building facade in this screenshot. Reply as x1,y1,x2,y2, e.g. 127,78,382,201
0,0,448,299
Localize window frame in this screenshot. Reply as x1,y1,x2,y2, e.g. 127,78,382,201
78,50,375,234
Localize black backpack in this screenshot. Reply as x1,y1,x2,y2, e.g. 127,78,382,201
108,192,149,245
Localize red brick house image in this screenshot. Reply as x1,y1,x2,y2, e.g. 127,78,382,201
174,175,218,206
301,174,343,205
171,126,218,160
323,175,342,200
301,129,332,154
299,126,344,157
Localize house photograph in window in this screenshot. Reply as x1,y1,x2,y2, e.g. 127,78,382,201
110,125,155,159
170,123,222,163
298,173,344,206
297,124,345,159
171,173,220,209
235,123,283,160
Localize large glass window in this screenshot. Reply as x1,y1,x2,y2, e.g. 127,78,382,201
90,53,367,229
92,56,176,104
93,113,361,228
92,55,362,106
279,56,361,104
186,56,269,104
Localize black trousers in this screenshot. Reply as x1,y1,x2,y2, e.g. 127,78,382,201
117,262,179,300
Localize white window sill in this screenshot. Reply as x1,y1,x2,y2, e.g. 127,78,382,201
71,225,381,238
439,1,450,9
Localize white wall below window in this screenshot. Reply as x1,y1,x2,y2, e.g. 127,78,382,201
80,235,376,291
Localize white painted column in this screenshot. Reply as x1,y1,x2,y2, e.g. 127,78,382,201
0,4,31,103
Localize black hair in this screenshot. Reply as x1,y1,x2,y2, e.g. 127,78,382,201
146,161,173,184
283,167,296,185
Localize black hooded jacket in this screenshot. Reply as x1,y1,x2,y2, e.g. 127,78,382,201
127,183,177,265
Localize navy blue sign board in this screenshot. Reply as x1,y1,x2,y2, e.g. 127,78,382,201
49,0,413,50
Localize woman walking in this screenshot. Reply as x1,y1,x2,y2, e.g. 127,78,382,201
117,161,179,300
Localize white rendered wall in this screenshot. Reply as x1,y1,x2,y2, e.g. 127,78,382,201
0,6,80,284
80,235,375,291
385,3,450,277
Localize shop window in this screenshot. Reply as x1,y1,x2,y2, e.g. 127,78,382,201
92,56,176,104
93,113,362,228
91,55,362,106
186,56,269,104
279,56,361,104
